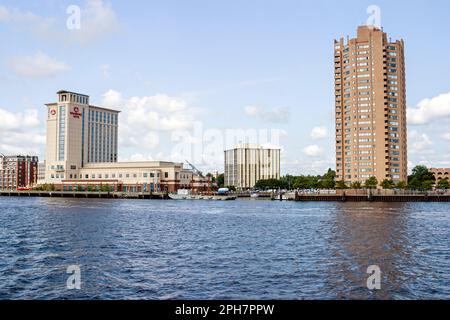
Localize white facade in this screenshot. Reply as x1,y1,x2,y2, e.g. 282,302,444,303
224,144,281,189
45,90,119,183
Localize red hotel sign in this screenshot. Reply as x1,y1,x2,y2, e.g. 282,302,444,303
70,107,82,119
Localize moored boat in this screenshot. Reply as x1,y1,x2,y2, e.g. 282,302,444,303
168,189,236,201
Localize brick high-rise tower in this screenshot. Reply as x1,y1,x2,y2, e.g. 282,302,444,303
334,26,407,185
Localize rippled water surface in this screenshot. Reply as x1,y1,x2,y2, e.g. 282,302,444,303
0,197,449,299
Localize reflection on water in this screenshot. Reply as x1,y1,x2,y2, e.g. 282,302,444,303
0,197,449,299
326,203,411,299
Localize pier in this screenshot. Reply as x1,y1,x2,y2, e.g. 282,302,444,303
290,189,450,202
0,190,168,200
1,189,450,202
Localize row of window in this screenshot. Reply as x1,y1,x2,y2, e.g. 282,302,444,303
60,94,88,105
89,110,118,125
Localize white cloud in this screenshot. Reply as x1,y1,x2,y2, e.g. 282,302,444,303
409,131,433,154
102,89,122,108
0,108,44,156
283,157,335,175
310,126,328,140
441,133,450,141
408,92,450,125
8,51,70,78
69,0,119,44
302,145,324,157
0,0,119,45
244,105,290,123
102,90,200,158
0,108,40,130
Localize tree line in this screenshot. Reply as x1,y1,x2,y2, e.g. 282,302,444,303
253,166,449,190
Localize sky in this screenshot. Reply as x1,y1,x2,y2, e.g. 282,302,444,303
0,0,449,175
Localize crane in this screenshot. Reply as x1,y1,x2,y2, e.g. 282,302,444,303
185,160,212,194
185,160,205,178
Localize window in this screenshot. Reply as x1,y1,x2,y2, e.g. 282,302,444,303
164,172,169,178
58,106,66,161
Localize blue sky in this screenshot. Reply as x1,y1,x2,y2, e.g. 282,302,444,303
1,0,450,174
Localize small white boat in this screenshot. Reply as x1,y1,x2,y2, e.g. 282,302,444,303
168,189,236,201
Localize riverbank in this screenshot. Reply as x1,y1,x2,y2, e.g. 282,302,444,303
1,190,450,202
0,190,168,199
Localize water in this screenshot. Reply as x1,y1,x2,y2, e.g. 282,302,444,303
0,197,449,300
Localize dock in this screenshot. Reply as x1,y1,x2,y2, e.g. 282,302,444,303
289,189,450,202
0,190,168,200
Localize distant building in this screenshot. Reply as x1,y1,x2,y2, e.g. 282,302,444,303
430,168,450,184
334,26,408,185
37,162,46,183
224,144,281,189
0,155,39,190
42,90,208,192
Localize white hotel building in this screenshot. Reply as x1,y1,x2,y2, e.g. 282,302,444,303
224,144,281,189
43,90,208,192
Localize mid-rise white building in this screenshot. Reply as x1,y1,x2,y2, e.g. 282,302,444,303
224,144,281,189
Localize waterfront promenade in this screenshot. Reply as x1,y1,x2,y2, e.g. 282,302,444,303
289,189,450,202
0,190,168,200
1,189,450,202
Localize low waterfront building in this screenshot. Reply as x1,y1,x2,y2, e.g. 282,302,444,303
41,90,208,192
224,143,281,189
430,168,450,183
0,155,39,190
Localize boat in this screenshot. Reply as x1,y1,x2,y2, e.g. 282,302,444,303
168,189,191,200
168,189,236,201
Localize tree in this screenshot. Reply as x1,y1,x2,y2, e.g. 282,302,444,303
408,165,435,190
225,185,236,192
336,180,348,189
364,176,378,189
100,184,111,192
206,173,216,183
281,175,295,190
437,178,450,189
255,179,287,190
216,173,224,188
396,181,407,189
319,169,336,189
380,179,395,189
351,181,362,189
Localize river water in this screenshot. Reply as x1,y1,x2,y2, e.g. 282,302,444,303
0,197,449,299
